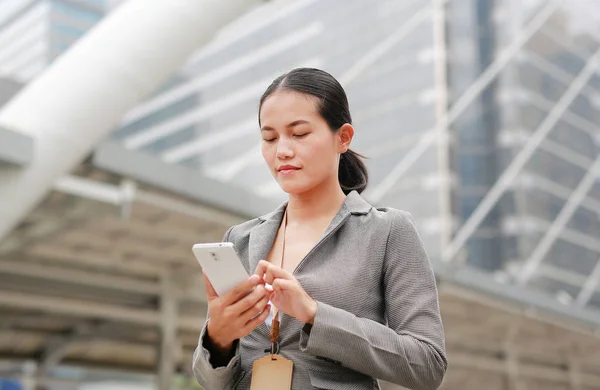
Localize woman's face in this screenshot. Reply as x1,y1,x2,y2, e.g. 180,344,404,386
259,90,351,195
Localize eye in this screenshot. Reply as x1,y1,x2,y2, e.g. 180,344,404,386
262,137,276,143
294,133,309,138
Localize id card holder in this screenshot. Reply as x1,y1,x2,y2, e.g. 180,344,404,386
250,354,293,390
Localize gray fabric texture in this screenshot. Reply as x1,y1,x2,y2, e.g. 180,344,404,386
193,191,447,389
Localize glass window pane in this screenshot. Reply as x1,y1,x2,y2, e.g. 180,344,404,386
545,238,600,276
466,237,502,271
525,149,586,189
548,120,597,159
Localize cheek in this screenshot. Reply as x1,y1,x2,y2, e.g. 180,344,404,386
261,144,274,164
304,139,337,171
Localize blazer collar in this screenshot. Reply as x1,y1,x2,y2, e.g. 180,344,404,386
256,190,372,223
249,191,372,273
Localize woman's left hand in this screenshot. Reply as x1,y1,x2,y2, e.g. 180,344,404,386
254,260,317,324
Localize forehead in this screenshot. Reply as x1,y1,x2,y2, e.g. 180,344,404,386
260,90,320,123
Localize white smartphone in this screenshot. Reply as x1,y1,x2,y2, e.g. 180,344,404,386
192,242,249,297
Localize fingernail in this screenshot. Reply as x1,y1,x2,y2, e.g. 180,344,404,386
250,275,260,283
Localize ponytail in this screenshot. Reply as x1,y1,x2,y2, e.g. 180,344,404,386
339,149,368,194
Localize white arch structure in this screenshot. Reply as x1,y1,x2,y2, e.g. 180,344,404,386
0,0,262,241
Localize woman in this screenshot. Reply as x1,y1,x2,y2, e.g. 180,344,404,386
193,68,447,389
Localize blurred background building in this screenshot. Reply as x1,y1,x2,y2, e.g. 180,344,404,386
1,0,600,389
0,0,106,82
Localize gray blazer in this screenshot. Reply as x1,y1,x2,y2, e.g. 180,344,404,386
193,191,447,389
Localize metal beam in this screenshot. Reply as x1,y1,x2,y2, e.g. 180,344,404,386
524,88,598,138
134,190,244,228
538,139,594,171
524,172,600,214
537,263,588,288
442,47,600,263
51,174,245,228
365,0,564,203
521,50,600,111
517,157,600,284
52,175,125,206
432,0,452,251
0,290,203,331
92,141,279,219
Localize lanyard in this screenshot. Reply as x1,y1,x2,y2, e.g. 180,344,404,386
269,209,287,356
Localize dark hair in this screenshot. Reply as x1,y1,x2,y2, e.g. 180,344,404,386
258,67,369,195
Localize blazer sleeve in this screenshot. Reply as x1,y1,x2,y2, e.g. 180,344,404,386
299,210,447,390
192,226,244,390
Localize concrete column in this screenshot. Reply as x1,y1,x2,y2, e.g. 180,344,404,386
158,271,178,390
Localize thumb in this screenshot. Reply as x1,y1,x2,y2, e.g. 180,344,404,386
202,271,219,300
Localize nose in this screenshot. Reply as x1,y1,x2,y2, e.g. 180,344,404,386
276,138,294,159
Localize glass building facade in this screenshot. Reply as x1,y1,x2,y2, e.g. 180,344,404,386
111,0,600,315
0,0,106,82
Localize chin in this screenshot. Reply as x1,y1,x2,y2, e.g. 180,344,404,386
277,180,315,195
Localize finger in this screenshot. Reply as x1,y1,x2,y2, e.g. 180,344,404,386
241,295,270,322
272,278,294,292
243,304,271,334
231,284,268,314
254,260,270,280
221,274,262,307
203,271,219,300
257,261,294,284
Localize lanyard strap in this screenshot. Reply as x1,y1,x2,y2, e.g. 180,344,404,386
269,209,288,354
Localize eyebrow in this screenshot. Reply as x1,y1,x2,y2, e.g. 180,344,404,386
261,120,311,131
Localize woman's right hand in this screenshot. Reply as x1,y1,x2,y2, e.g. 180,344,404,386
204,272,272,353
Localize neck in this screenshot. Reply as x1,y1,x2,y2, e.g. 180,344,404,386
286,179,347,223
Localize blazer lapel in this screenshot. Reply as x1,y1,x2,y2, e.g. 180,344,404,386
279,191,372,339
248,203,286,274
247,204,286,338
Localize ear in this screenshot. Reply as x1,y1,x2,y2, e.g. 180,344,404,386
337,123,354,153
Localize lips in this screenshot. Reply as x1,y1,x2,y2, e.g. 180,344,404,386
278,165,299,171
277,165,300,174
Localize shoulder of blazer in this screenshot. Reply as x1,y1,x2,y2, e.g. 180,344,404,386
227,198,289,245
372,206,414,226
225,217,262,245
225,193,415,242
